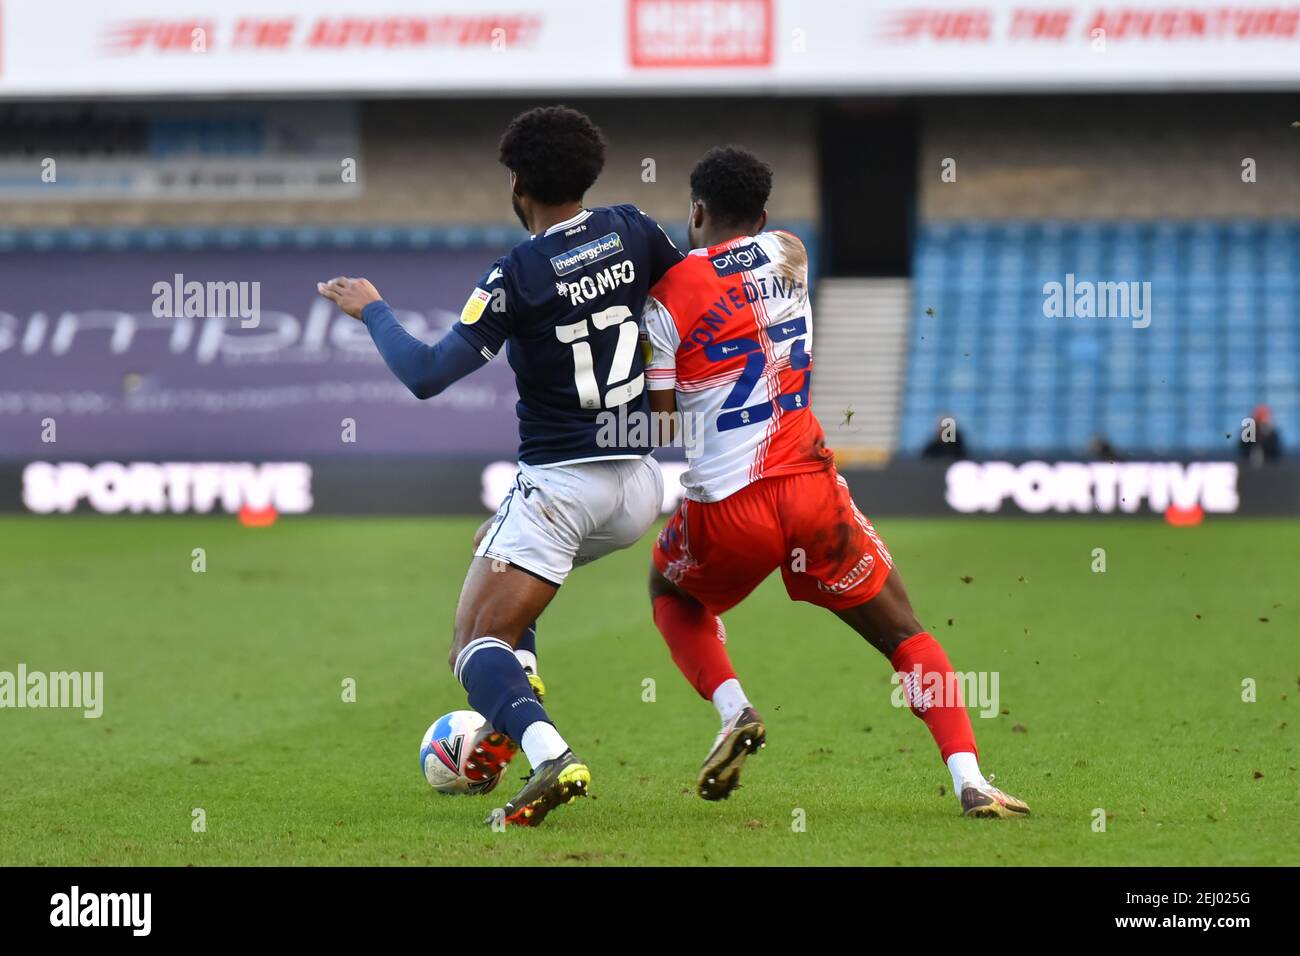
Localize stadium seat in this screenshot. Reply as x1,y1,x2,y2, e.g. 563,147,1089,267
902,220,1300,456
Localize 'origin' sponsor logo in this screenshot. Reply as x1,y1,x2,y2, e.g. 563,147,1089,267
710,242,770,276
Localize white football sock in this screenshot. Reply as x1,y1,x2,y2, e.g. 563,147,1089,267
520,721,568,767
711,678,750,724
515,649,538,675
947,751,987,797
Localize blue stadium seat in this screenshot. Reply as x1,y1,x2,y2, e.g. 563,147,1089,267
900,220,1300,456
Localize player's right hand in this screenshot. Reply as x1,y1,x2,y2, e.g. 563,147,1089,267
317,276,382,320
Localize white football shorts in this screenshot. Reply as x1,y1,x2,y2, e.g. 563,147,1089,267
475,455,663,586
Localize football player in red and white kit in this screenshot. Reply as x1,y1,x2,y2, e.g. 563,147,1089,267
642,147,1029,818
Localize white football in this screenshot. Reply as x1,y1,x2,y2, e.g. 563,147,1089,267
420,710,517,795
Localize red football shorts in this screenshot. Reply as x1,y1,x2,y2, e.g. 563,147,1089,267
653,466,894,615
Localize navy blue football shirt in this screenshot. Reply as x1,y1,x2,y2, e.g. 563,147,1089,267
453,204,682,466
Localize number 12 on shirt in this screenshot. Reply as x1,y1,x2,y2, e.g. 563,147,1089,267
555,305,645,410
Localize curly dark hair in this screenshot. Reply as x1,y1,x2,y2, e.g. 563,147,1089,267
689,146,772,228
498,106,607,205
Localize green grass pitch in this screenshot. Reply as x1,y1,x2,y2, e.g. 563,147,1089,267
1,514,1295,866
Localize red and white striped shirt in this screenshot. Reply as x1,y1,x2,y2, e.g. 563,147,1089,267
643,230,831,502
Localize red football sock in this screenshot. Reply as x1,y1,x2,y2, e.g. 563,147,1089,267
652,594,736,701
890,632,978,762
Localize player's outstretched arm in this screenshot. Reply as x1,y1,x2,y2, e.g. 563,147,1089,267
359,300,487,399
317,276,486,399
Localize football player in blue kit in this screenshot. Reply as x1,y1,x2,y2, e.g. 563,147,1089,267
317,106,682,826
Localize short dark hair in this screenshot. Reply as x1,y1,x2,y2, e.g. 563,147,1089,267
498,106,607,205
690,146,772,227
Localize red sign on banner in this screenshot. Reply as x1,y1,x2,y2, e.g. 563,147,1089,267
629,0,773,67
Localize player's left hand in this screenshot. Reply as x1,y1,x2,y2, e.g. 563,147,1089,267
317,276,382,320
